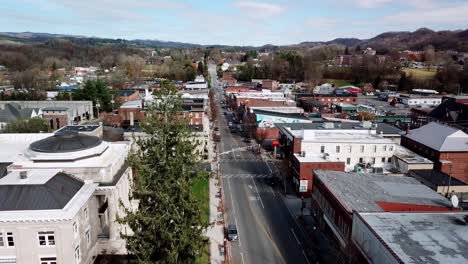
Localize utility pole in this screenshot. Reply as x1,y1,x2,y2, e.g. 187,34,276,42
447,164,453,197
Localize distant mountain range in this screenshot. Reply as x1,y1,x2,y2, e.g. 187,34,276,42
1,28,468,51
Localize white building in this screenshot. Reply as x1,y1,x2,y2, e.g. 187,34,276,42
0,130,133,263
399,96,442,107
281,122,431,173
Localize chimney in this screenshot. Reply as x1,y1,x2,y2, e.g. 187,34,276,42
130,112,134,126
19,171,27,180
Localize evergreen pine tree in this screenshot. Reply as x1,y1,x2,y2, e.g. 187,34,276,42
118,80,207,263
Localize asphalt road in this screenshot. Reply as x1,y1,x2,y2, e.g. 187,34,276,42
209,65,311,264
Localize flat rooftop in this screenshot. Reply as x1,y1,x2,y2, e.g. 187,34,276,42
409,170,466,186
357,212,468,264
314,170,451,212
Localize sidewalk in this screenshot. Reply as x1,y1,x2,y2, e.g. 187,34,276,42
205,117,227,264
206,176,226,264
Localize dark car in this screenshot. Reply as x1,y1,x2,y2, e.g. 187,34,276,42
243,138,251,143
265,177,277,186
227,224,238,241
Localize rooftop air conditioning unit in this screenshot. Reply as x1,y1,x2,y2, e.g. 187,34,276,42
19,171,27,179
372,167,384,173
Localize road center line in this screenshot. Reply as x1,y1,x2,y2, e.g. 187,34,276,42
227,177,242,246
291,228,301,245
302,250,311,264
268,185,276,197
251,177,265,209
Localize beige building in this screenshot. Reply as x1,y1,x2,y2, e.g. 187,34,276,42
0,128,133,263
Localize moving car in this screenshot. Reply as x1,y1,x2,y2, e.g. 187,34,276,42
227,224,238,241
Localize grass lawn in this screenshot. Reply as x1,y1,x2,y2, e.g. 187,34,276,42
322,79,354,87
191,172,210,263
402,68,437,80
195,244,210,264
191,172,210,225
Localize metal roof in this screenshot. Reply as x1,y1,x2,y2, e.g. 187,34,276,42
0,172,84,211
405,122,468,152
29,130,102,153
313,170,451,212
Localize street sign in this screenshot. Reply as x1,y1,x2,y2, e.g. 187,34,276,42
272,140,280,147
299,180,308,193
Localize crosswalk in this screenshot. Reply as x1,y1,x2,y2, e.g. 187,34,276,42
220,174,272,178
220,156,263,161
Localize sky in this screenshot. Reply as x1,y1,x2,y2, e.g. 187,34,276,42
1,0,468,46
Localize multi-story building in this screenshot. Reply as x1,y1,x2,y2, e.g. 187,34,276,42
402,122,468,183
0,169,100,264
311,170,454,261
0,128,133,263
277,122,432,194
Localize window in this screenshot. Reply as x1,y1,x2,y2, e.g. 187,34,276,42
74,245,80,263
40,257,57,264
84,208,88,220
38,231,55,246
381,157,385,163
388,157,392,163
373,145,377,153
383,145,387,151
86,229,90,246
320,146,325,153
371,158,376,164
73,222,78,236
389,146,394,151
360,145,364,153
6,232,14,247
359,157,364,163
0,233,3,247
348,146,352,153
346,158,351,165
336,146,340,153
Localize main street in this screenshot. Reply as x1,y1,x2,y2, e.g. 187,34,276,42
208,64,312,264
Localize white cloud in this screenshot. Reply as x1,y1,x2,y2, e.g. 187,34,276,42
233,1,284,18
353,0,393,8
381,2,468,25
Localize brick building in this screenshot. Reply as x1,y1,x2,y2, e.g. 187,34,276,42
311,170,454,261
402,122,468,183
297,94,358,111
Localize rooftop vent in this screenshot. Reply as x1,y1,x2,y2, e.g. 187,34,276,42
19,171,27,180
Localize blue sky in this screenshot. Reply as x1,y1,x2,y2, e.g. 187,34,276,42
1,0,468,46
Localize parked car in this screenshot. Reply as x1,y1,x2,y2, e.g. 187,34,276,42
227,224,238,241
214,127,219,131
228,122,233,127
243,138,251,143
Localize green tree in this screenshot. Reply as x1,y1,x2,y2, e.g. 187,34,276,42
55,92,72,101
117,80,207,263
3,117,49,133
72,80,112,113
197,61,204,76
345,46,350,55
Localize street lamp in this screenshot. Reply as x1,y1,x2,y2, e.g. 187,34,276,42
111,96,115,115
95,102,101,118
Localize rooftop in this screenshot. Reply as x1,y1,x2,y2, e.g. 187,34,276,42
0,171,84,211
30,130,103,153
409,170,466,187
405,122,468,152
357,212,468,264
42,106,69,111
58,125,100,132
314,170,451,212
